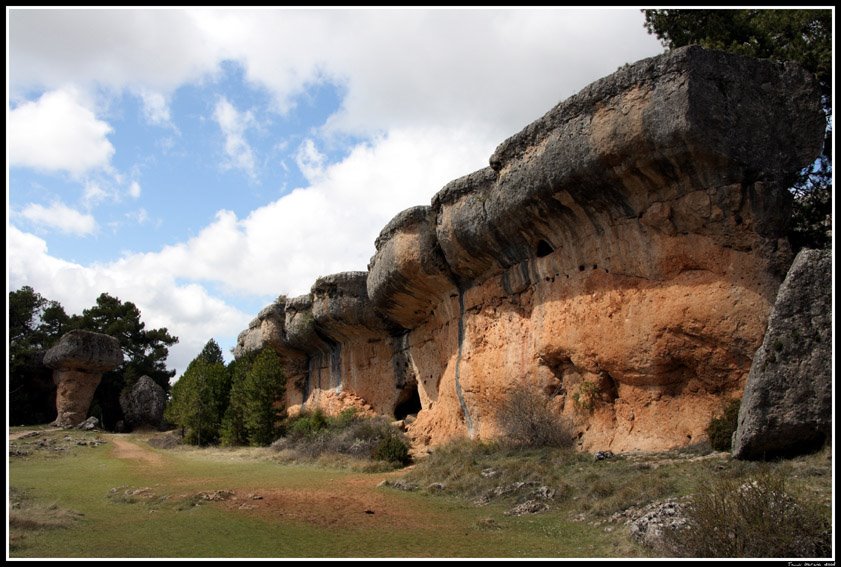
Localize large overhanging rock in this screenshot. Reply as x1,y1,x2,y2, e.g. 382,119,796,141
235,46,824,453
732,249,832,459
44,330,123,428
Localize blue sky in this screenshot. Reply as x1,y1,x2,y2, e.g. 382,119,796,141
7,8,664,378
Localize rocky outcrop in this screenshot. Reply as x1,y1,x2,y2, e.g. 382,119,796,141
235,46,824,452
44,330,123,428
732,248,832,459
119,375,166,430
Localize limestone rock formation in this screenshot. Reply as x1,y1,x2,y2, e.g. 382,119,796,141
44,330,123,428
119,375,166,430
732,248,832,459
234,46,824,453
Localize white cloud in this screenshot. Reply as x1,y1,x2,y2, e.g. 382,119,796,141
213,97,257,179
7,226,251,377
189,9,662,139
294,139,326,183
20,201,97,236
138,90,172,127
100,125,494,297
8,88,115,176
126,208,149,225
9,9,222,95
83,181,109,206
129,181,142,199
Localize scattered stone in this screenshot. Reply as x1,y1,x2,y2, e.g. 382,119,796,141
427,482,446,492
532,486,556,500
76,416,100,431
248,493,263,500
480,468,499,478
595,450,615,461
617,498,689,548
378,479,418,491
505,499,549,516
197,490,235,502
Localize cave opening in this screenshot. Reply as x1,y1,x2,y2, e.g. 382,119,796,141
394,384,422,420
536,239,554,258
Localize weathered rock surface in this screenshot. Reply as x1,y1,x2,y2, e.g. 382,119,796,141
119,375,166,430
234,46,823,453
44,330,123,428
732,248,832,459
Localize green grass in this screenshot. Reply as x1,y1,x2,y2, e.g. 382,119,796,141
9,429,831,558
401,438,833,544
8,430,624,558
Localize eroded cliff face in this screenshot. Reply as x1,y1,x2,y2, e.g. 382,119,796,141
234,46,824,453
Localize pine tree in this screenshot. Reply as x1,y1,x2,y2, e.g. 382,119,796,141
165,344,229,445
241,349,286,446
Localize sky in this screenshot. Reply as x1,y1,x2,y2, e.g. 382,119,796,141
6,8,664,379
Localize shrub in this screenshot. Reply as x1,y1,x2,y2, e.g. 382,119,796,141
707,399,741,451
273,409,411,467
662,472,832,558
374,435,411,465
286,409,331,439
496,388,574,448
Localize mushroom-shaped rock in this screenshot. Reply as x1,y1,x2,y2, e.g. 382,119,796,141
119,375,166,430
44,330,123,427
368,206,457,329
311,272,388,342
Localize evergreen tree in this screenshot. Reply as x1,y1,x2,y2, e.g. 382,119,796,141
198,338,225,365
165,355,229,446
219,351,256,446
8,286,69,424
241,349,286,446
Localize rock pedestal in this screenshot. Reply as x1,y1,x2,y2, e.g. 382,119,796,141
43,330,123,428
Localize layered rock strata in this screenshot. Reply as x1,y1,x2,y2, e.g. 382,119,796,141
234,46,824,452
44,330,123,428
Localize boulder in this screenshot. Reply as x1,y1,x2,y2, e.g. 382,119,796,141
44,330,123,428
119,375,166,430
732,248,832,459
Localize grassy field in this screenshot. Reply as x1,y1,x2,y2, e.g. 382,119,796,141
7,426,833,559
8,427,628,558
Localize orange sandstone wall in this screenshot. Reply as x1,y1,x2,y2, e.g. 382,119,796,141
234,46,824,453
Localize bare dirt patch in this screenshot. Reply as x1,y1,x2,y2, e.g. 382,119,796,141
222,484,439,530
109,435,165,467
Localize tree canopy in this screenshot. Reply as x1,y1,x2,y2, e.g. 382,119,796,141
642,9,832,250
170,344,285,447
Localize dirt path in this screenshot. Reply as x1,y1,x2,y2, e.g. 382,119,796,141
109,435,165,466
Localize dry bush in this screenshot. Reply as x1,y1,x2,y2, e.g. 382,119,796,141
662,471,832,558
496,388,574,449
